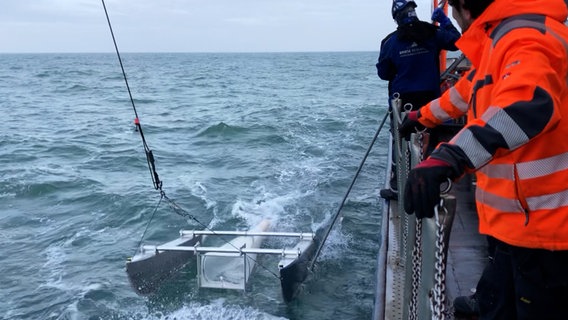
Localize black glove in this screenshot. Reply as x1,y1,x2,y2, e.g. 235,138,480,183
399,110,425,140
431,8,452,28
404,157,457,219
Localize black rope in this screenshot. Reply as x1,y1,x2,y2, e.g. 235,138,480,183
101,0,162,191
133,193,164,257
101,0,280,281
310,110,390,270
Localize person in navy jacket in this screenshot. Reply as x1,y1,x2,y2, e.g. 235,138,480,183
377,0,460,200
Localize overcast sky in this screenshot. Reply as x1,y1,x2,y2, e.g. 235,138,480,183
0,0,445,53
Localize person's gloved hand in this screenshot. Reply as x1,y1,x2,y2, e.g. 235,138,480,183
399,110,425,140
431,8,452,28
404,157,457,219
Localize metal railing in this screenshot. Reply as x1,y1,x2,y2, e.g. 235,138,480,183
376,96,457,320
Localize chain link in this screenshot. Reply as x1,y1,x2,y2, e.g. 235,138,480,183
401,147,409,264
409,218,423,320
431,202,449,320
409,130,425,320
401,107,452,320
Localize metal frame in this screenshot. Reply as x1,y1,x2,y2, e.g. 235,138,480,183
148,231,316,292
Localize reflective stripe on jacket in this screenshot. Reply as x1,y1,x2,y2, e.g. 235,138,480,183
421,0,568,250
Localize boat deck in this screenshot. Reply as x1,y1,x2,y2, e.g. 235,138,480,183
374,174,488,319
445,174,488,317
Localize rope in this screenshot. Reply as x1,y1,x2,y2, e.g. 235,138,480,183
133,193,164,257
310,109,390,270
101,0,280,280
101,0,161,191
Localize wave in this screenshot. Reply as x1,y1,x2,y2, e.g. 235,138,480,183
195,122,248,138
0,51,386,320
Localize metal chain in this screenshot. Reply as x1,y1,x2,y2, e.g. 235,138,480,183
425,123,449,319
401,147,409,265
409,130,425,320
409,219,423,320
431,201,449,320
393,96,409,266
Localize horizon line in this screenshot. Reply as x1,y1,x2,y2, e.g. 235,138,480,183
0,50,377,55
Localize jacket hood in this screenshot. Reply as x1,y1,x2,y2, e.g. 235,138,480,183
457,0,568,65
478,0,568,25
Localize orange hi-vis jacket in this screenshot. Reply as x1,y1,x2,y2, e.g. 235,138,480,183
419,0,568,250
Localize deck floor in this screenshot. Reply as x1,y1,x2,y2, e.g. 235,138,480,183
445,174,488,317
375,174,488,320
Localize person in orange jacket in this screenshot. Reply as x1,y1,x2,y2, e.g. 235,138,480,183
399,0,568,318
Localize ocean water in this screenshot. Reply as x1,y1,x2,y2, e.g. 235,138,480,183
0,51,390,320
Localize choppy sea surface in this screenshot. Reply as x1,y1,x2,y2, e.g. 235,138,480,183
0,51,390,320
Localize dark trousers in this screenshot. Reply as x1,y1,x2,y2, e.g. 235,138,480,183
477,238,568,320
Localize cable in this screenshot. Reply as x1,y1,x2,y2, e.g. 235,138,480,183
100,0,280,280
310,109,390,270
101,0,162,191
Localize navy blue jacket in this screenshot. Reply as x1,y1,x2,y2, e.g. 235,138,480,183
377,20,460,98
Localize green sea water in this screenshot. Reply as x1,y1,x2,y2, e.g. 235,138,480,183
0,51,390,320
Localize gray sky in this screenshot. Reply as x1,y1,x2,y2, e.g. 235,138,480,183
0,0,444,53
